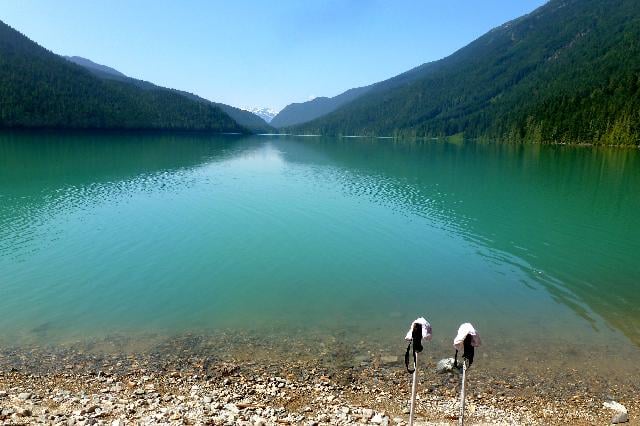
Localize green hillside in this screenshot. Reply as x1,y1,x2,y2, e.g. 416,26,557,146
65,56,274,133
270,87,370,128
0,21,245,132
271,60,442,129
292,0,640,145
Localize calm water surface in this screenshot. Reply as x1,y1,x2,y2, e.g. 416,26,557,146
1,132,639,361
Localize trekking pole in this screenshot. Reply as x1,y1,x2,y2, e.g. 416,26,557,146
404,318,432,426
409,351,418,426
452,323,481,426
459,358,467,426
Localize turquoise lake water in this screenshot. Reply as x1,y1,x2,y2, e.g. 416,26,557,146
0,132,639,361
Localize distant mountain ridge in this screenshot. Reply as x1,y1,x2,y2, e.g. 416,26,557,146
270,87,370,128
0,20,244,132
64,56,273,133
291,0,640,145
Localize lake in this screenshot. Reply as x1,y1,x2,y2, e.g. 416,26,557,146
1,132,639,370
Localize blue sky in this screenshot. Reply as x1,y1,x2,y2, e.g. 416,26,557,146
0,1,546,111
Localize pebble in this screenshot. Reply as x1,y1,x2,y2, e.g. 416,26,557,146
224,402,240,414
0,334,633,426
371,413,384,424
17,407,32,417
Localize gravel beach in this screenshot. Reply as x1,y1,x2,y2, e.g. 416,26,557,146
0,331,637,425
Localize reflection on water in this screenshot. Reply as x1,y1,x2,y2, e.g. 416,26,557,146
276,138,640,346
0,132,639,360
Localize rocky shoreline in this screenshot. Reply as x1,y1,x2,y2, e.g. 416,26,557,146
0,332,637,425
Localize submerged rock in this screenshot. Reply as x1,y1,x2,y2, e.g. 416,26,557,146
380,355,398,365
436,358,460,374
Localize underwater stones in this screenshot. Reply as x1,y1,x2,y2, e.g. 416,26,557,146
380,355,398,365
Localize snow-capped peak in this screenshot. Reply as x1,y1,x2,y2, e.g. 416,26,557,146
241,106,279,123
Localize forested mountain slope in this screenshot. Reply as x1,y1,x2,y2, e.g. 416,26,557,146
66,56,273,133
0,21,244,132
292,0,640,145
271,60,440,129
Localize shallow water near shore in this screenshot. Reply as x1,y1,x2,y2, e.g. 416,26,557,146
1,132,639,378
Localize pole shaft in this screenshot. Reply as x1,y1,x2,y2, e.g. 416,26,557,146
409,352,418,426
459,360,467,426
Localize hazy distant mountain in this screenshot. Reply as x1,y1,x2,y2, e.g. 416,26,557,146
64,56,273,133
0,20,244,132
293,0,640,145
270,87,370,128
243,107,278,123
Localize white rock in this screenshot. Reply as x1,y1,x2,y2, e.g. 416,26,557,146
371,413,384,424
436,358,460,374
604,401,628,414
224,403,240,414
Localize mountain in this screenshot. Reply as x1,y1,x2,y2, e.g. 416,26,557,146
271,61,447,129
270,87,369,128
64,56,273,133
292,0,640,145
0,20,244,132
213,104,273,133
243,107,278,124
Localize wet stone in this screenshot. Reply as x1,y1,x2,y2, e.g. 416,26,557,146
436,358,460,374
612,411,629,424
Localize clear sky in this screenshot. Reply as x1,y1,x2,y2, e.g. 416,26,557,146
0,0,546,111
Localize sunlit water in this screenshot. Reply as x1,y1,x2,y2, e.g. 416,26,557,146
1,132,639,365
